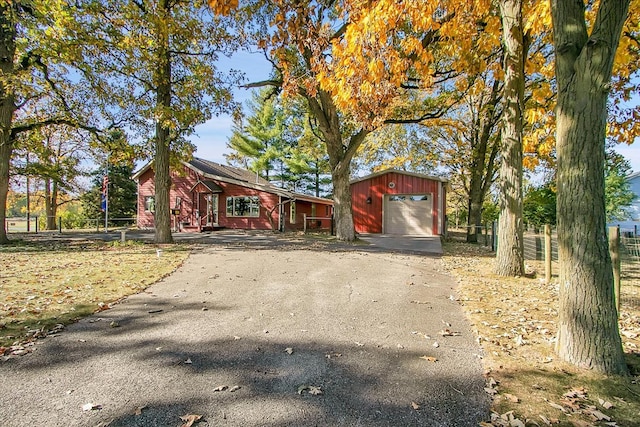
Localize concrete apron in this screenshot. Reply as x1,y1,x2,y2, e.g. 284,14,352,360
357,233,443,255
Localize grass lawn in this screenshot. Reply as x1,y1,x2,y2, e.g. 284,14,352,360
0,238,189,350
443,232,640,427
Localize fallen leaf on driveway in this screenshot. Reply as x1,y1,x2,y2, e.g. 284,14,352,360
438,329,461,336
82,403,102,411
325,352,342,359
285,347,294,355
308,386,323,395
411,401,421,410
213,385,228,392
134,406,146,416
298,384,323,395
229,385,241,392
354,341,364,347
420,355,438,362
179,414,202,427
184,358,192,364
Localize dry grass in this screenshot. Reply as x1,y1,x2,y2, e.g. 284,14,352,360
0,239,189,350
442,233,640,427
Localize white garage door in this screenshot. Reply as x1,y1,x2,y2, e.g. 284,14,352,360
384,194,433,235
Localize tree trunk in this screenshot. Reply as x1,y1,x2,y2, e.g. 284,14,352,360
153,2,173,244
306,91,368,241
0,2,16,244
551,0,629,374
45,178,57,230
0,137,12,244
466,80,501,244
495,0,525,276
466,176,483,243
331,159,355,241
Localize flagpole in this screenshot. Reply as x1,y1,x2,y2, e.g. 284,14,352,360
104,155,109,233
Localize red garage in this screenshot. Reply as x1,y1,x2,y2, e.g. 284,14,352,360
351,169,447,236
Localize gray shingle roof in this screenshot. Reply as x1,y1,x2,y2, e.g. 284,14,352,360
189,157,270,186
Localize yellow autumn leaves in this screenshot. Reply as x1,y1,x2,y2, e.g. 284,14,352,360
206,0,238,16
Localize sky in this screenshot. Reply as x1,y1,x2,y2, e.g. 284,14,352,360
187,51,271,164
188,51,640,175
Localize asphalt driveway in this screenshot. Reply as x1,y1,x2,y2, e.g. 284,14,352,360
0,237,488,426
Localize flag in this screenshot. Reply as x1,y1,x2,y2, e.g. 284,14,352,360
101,175,109,212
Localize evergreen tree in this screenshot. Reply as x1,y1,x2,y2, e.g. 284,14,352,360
81,163,137,225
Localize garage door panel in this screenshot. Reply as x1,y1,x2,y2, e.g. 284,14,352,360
384,195,432,235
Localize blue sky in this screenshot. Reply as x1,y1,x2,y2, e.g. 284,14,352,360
188,51,271,164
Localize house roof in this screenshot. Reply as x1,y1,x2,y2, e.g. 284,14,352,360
190,180,223,193
350,168,448,185
133,157,333,205
627,171,640,181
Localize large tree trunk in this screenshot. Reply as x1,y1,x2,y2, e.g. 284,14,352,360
0,138,12,244
551,0,629,374
495,0,525,276
306,91,368,241
0,2,16,244
153,2,173,244
331,158,355,241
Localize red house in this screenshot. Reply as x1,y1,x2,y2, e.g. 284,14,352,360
351,169,447,236
133,157,333,232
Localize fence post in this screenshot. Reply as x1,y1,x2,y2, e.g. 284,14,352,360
491,221,496,251
608,226,621,317
58,217,62,233
303,213,307,233
330,214,334,236
35,216,38,233
544,224,552,284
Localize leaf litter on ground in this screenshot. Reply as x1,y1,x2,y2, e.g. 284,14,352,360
441,233,640,426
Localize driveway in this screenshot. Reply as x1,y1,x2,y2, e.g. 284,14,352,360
0,236,488,426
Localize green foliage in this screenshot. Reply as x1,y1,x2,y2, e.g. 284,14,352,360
605,148,635,222
71,0,241,158
481,201,500,224
227,89,332,196
523,184,557,228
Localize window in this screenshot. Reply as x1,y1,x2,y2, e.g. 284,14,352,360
226,196,260,217
290,201,296,224
388,195,429,202
145,196,155,213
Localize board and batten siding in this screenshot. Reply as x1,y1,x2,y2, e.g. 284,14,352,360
351,171,446,235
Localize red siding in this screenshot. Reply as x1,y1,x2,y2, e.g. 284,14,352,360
351,172,444,235
136,164,333,232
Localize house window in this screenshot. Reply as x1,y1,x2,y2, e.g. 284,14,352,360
290,201,296,224
226,196,260,217
145,196,155,213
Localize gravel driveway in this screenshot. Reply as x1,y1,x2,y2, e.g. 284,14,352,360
0,239,489,426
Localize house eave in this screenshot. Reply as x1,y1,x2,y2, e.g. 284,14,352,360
350,168,448,185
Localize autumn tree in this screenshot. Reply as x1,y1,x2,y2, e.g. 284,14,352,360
551,0,630,374
0,1,104,244
494,0,526,276
14,126,90,229
73,0,240,243
354,124,440,175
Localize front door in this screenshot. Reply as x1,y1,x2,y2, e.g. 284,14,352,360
206,194,218,225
